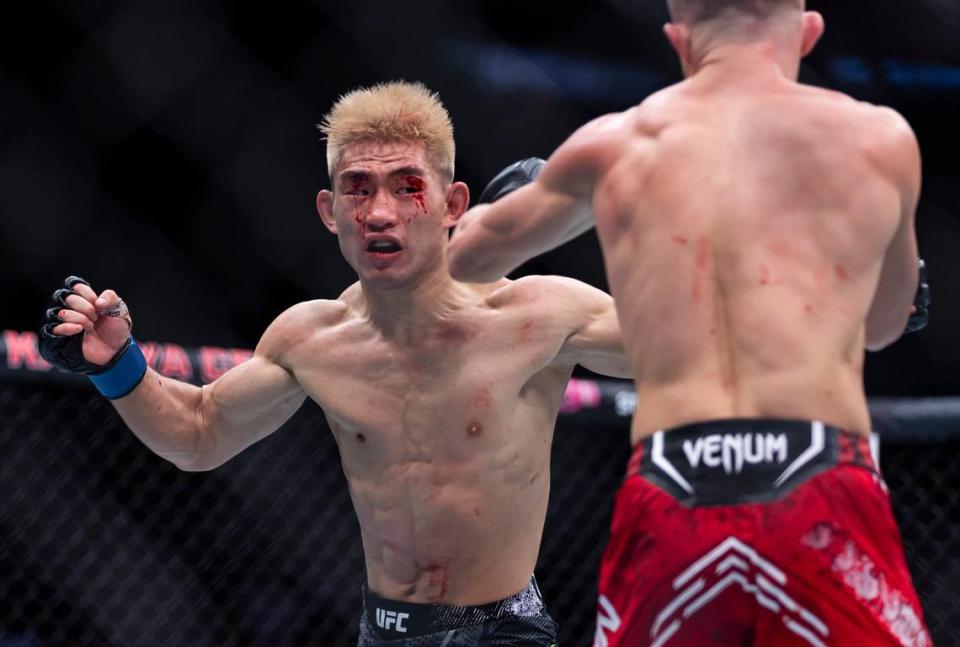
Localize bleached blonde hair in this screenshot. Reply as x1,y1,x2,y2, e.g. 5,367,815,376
319,81,455,181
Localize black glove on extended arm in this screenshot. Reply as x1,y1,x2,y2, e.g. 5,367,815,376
39,275,132,374
904,258,930,334
477,158,546,204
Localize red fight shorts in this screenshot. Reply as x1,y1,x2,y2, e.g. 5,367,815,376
594,419,931,647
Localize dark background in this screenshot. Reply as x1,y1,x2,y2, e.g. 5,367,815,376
1,3,959,646
1,1,958,388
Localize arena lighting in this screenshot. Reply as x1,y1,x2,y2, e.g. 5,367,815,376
451,40,960,100
831,56,960,90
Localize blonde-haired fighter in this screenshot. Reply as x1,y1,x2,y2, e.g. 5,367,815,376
38,81,632,646
448,2,932,645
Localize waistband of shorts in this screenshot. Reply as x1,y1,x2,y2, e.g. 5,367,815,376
627,419,878,506
362,575,546,639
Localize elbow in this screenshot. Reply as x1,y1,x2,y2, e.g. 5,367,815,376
864,337,895,353
166,443,220,472
171,392,220,471
172,459,210,472
170,451,220,472
864,320,907,352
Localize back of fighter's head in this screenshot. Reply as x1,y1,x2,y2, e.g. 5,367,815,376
664,0,822,78
666,0,804,25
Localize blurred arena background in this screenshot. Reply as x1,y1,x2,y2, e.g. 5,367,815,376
1,1,958,645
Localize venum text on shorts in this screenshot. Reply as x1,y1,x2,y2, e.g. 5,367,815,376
682,433,788,475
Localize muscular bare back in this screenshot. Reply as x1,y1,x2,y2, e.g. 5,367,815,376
585,74,919,442
445,15,929,646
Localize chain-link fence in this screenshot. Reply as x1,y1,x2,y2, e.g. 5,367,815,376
1,376,958,646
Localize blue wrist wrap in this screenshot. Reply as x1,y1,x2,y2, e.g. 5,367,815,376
88,338,148,399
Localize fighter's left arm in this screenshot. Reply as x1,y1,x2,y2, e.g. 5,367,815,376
547,277,633,379
449,121,613,283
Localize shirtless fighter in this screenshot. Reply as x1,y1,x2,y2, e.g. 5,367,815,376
37,82,632,646
448,2,932,645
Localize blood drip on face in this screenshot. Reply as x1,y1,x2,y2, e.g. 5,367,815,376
351,177,366,231
405,176,428,214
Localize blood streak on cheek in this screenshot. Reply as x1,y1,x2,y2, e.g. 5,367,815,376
405,176,428,214
350,177,366,230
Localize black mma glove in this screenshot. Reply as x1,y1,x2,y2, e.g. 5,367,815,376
39,275,112,373
478,157,546,204
904,258,929,334
40,275,145,398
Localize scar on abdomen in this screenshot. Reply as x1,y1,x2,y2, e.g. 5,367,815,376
467,422,483,436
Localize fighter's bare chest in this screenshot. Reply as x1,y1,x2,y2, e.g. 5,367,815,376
292,319,552,436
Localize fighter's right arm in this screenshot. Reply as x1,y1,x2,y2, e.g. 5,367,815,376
112,312,308,472
448,116,620,283
864,110,922,351
40,279,311,471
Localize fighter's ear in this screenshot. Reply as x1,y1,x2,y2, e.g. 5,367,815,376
442,181,470,230
663,22,693,70
317,190,337,234
800,11,825,58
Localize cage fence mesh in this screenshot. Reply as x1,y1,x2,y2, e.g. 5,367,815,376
1,379,958,646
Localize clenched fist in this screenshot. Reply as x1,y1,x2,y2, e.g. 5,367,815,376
39,276,133,372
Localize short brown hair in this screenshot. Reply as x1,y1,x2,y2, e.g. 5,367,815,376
319,81,455,181
667,0,802,23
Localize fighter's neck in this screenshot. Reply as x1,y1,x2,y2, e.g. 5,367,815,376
692,43,800,84
359,268,476,336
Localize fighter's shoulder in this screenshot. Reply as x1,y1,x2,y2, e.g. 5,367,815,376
858,103,918,151
486,274,607,313
549,111,632,172
273,298,351,329
807,88,913,135
257,298,351,360
843,100,920,183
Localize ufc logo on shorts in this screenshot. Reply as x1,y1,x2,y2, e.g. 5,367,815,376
375,608,409,633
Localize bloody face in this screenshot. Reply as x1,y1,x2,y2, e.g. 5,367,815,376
330,140,451,289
